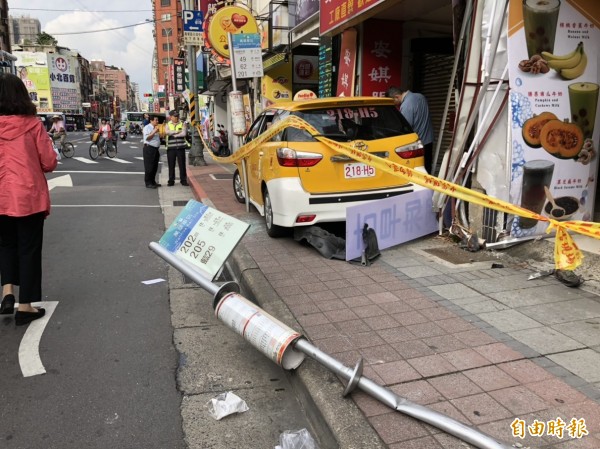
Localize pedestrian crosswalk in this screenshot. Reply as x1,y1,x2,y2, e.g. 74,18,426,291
58,155,162,165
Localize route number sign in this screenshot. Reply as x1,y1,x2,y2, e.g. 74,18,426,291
232,33,263,79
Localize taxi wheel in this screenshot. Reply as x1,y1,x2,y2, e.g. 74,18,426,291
232,170,245,203
263,188,285,238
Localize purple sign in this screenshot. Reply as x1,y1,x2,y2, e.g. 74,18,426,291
345,189,438,261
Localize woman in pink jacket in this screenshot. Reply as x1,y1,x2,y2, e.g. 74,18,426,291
0,73,58,326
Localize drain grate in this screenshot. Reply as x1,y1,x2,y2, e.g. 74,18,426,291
423,247,497,265
210,173,233,180
173,200,188,206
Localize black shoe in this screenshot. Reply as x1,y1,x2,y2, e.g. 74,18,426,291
154,183,162,187
146,184,158,189
167,182,175,187
15,308,46,326
181,181,189,187
0,294,15,314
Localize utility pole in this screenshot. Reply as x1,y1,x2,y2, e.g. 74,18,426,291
181,0,206,166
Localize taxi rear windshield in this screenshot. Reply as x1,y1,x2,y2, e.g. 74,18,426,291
288,105,414,142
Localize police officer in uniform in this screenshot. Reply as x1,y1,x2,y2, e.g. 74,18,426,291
165,111,189,186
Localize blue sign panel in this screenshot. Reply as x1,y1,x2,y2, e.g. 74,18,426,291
183,10,204,32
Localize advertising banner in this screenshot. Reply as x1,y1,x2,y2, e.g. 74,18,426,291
361,20,402,97
204,5,259,60
319,36,333,98
336,28,357,97
261,62,292,106
48,54,81,112
13,51,52,112
320,0,386,35
507,0,599,237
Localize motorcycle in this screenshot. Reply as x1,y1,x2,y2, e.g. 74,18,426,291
210,124,230,157
119,131,127,140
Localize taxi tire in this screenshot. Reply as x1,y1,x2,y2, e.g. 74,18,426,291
263,188,286,238
233,169,245,203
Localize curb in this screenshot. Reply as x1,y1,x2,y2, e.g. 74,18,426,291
228,244,387,449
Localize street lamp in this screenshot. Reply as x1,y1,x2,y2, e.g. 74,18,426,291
146,18,173,98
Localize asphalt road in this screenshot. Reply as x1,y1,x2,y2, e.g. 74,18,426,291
0,132,184,449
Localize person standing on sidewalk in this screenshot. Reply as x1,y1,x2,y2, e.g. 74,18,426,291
142,116,161,189
387,86,435,174
0,73,58,326
165,111,189,187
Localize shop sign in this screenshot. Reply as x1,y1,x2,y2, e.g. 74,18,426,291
293,89,317,101
336,28,357,97
262,62,292,107
13,51,53,112
174,58,186,93
205,5,259,59
318,36,333,98
507,0,600,237
320,0,386,35
293,56,318,85
361,20,402,97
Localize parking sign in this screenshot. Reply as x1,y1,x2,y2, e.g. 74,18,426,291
183,10,204,46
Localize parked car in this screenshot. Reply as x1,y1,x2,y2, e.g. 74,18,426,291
232,96,426,237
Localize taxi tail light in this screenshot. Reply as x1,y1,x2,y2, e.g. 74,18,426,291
296,214,316,223
277,147,323,167
395,141,425,159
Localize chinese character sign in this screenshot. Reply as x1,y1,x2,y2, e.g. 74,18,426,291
361,19,402,97
320,0,386,35
49,54,81,111
336,28,357,97
174,58,185,93
13,51,53,112
507,0,599,237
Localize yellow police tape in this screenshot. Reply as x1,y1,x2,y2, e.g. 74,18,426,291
198,116,600,271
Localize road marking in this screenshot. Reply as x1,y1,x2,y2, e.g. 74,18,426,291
48,174,73,190
106,157,132,164
18,301,58,377
72,156,98,164
52,204,162,208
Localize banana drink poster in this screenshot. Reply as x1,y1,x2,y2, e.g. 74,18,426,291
507,0,599,237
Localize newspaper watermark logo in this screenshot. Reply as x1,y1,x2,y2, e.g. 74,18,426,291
511,417,588,439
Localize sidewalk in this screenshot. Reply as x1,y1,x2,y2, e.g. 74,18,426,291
183,155,600,449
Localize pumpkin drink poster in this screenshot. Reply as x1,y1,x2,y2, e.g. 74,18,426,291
508,0,599,236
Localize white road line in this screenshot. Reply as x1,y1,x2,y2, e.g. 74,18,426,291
134,157,144,160
106,157,132,164
72,156,99,164
48,174,73,191
18,301,59,377
52,204,162,207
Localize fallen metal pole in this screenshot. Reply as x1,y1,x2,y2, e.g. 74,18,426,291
149,241,513,449
294,339,513,449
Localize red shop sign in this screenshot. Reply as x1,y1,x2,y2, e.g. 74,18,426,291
336,28,357,97
361,19,402,97
320,0,386,35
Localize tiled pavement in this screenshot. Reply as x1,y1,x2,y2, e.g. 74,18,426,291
183,156,600,449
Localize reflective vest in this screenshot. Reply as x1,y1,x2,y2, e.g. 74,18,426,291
166,122,188,149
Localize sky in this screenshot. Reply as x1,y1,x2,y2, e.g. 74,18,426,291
9,0,155,94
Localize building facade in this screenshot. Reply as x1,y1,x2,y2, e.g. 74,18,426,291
8,15,41,47
0,1,11,52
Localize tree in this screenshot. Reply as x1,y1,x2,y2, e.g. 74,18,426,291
36,32,58,46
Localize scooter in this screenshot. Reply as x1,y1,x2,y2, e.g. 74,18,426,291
210,124,230,157
119,131,127,140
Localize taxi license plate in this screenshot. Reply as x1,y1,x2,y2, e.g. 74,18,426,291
344,163,375,179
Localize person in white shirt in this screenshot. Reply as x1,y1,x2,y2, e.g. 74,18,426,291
49,115,66,147
142,116,161,188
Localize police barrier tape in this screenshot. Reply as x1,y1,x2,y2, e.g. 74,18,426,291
198,116,600,271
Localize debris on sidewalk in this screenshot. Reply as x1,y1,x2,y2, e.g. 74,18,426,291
554,269,583,288
528,269,555,280
206,392,249,420
275,428,319,449
294,226,345,260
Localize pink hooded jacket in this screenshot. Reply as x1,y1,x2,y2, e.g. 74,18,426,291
0,115,57,217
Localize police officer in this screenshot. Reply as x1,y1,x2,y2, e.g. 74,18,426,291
165,111,189,186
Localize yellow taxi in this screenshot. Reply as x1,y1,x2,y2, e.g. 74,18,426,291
233,97,426,237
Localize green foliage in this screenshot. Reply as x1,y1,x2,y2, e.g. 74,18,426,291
35,32,58,46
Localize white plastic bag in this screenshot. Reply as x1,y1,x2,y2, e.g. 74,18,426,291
278,428,318,449
53,145,61,161
206,392,249,420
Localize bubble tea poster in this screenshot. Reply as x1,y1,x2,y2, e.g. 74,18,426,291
507,0,599,236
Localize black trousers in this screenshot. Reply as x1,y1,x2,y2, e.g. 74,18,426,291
143,144,161,186
0,213,45,303
167,147,187,184
424,142,434,174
